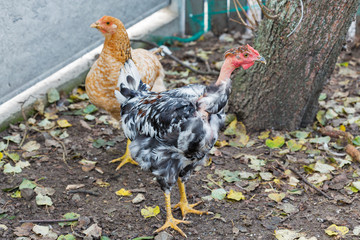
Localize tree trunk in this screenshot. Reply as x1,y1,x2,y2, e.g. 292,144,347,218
229,0,360,131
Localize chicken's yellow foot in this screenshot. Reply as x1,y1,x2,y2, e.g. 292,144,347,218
173,178,209,219
110,139,138,170
155,192,191,238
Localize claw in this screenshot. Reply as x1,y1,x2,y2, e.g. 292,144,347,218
174,178,210,218
109,139,138,170
174,200,209,219
156,192,191,238
154,216,191,238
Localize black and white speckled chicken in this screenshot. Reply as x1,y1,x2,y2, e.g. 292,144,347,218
115,45,265,237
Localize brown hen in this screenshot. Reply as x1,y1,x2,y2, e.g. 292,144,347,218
86,16,165,170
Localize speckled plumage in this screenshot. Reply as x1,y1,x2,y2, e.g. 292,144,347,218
115,46,264,236
116,60,232,193
85,16,165,121
115,44,265,194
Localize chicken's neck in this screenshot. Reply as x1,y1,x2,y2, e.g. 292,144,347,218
215,57,237,86
102,29,132,63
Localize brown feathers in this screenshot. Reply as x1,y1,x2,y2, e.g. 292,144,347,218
85,16,165,120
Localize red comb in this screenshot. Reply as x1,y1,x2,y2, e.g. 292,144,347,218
246,44,260,56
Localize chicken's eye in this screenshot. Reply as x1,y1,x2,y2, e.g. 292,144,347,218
106,22,110,25
244,53,249,57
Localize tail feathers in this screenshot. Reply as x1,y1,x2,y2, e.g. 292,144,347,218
115,84,137,105
117,59,141,91
115,59,150,105
115,88,127,105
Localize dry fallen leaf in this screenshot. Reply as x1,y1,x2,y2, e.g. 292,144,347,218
215,140,229,148
132,193,146,204
21,141,41,152
57,119,72,128
268,193,286,203
35,194,53,206
258,130,270,140
34,187,55,196
32,225,49,236
79,159,97,172
265,136,285,149
115,188,132,196
325,224,349,237
141,206,160,218
79,119,92,130
83,223,102,238
44,112,59,120
95,179,110,187
14,223,34,237
274,229,306,240
227,189,245,201
66,184,85,191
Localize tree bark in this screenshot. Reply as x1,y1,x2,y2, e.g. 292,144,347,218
229,0,360,131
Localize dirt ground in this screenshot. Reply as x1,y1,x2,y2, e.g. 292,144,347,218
1,32,360,240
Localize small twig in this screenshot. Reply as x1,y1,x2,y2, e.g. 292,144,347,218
32,126,70,168
229,18,254,30
130,39,219,76
51,134,70,168
287,0,304,38
19,218,78,224
19,102,29,147
255,0,279,20
204,60,211,72
166,52,219,75
280,209,300,223
231,0,255,30
261,2,275,13
68,189,100,196
234,0,256,27
207,177,223,189
288,166,333,200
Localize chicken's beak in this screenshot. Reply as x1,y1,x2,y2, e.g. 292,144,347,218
255,55,266,64
90,22,100,29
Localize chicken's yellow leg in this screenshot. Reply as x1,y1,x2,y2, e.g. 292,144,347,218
110,139,138,170
154,192,191,238
173,178,209,219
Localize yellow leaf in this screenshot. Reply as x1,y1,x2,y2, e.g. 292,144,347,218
0,152,3,160
115,188,132,196
11,190,21,198
268,193,286,203
273,178,281,185
57,119,72,128
238,133,250,147
224,119,249,147
224,119,237,135
205,157,212,166
325,224,349,236
265,136,285,149
227,189,245,201
44,112,58,120
77,88,85,94
258,130,270,140
339,125,346,132
95,179,110,187
286,139,302,152
238,121,247,135
215,140,229,148
141,206,160,218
